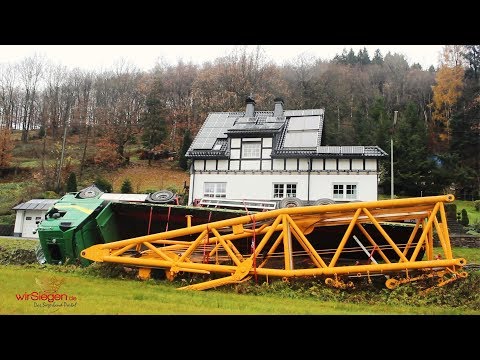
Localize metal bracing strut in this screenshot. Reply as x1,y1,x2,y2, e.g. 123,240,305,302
81,194,467,291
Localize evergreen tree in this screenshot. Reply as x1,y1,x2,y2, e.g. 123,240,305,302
95,177,113,193
372,49,384,65
141,84,167,166
460,208,469,226
346,48,357,65
462,45,480,80
357,47,371,65
66,172,77,192
38,125,46,138
120,178,133,193
449,99,480,198
333,48,348,64
179,129,192,171
370,97,390,151
390,102,438,196
352,97,389,148
352,106,370,145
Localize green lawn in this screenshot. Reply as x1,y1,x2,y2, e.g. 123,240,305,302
0,237,479,315
1,265,478,315
379,195,480,233
0,237,39,251
455,199,480,224
448,247,480,263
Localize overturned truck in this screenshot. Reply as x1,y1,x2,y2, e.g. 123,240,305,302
36,185,467,292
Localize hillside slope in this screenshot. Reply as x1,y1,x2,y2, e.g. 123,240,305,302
0,131,190,225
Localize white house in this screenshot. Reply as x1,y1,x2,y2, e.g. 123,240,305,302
186,97,387,208
12,199,59,238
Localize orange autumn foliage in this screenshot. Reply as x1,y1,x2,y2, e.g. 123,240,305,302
93,136,122,170
430,46,465,146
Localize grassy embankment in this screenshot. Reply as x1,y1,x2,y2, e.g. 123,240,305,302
0,130,189,225
0,238,478,315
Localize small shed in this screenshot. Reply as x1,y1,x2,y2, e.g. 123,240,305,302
12,199,59,238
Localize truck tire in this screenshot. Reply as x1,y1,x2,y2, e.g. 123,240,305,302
312,198,335,206
78,187,102,199
279,197,303,208
147,190,176,203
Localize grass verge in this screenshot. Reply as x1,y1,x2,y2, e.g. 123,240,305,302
1,264,479,315
0,238,479,315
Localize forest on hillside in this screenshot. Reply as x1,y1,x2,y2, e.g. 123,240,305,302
0,45,479,199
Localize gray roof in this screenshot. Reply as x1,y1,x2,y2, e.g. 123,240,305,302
272,145,388,158
186,104,386,159
12,199,59,211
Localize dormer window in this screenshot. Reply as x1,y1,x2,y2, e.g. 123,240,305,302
242,142,261,158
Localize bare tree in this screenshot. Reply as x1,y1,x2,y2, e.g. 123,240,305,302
0,64,20,129
192,46,286,115
73,69,96,180
17,54,45,142
383,52,410,107
150,60,199,151
93,60,146,165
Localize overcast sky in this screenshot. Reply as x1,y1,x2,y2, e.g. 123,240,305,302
0,45,444,71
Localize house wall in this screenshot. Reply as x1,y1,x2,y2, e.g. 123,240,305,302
14,210,45,238
193,157,377,172
188,172,379,204
13,210,24,237
188,135,381,205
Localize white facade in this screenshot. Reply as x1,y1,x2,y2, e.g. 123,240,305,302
188,170,379,205
13,199,59,238
186,101,386,208
14,209,47,238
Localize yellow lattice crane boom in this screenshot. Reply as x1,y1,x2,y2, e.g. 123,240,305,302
81,194,467,292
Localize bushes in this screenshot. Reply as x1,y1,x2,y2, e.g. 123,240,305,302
120,179,133,193
66,172,77,192
460,209,470,226
230,273,480,311
474,200,480,212
472,221,480,233
94,177,113,193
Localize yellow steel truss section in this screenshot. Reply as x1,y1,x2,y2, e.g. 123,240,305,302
81,194,467,291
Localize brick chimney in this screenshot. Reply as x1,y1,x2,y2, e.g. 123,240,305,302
245,96,255,117
273,97,284,117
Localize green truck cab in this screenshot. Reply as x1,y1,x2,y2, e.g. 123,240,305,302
37,188,108,266
36,185,244,266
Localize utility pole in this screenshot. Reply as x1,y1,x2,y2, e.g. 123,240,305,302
391,110,398,199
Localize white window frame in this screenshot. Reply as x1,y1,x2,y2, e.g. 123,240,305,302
203,182,227,198
333,183,358,200
242,142,261,159
273,183,297,199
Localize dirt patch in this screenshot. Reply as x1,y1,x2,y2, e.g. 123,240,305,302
0,245,37,265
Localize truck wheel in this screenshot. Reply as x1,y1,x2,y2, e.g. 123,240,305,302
279,197,303,208
78,186,102,199
312,198,335,206
147,190,176,203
